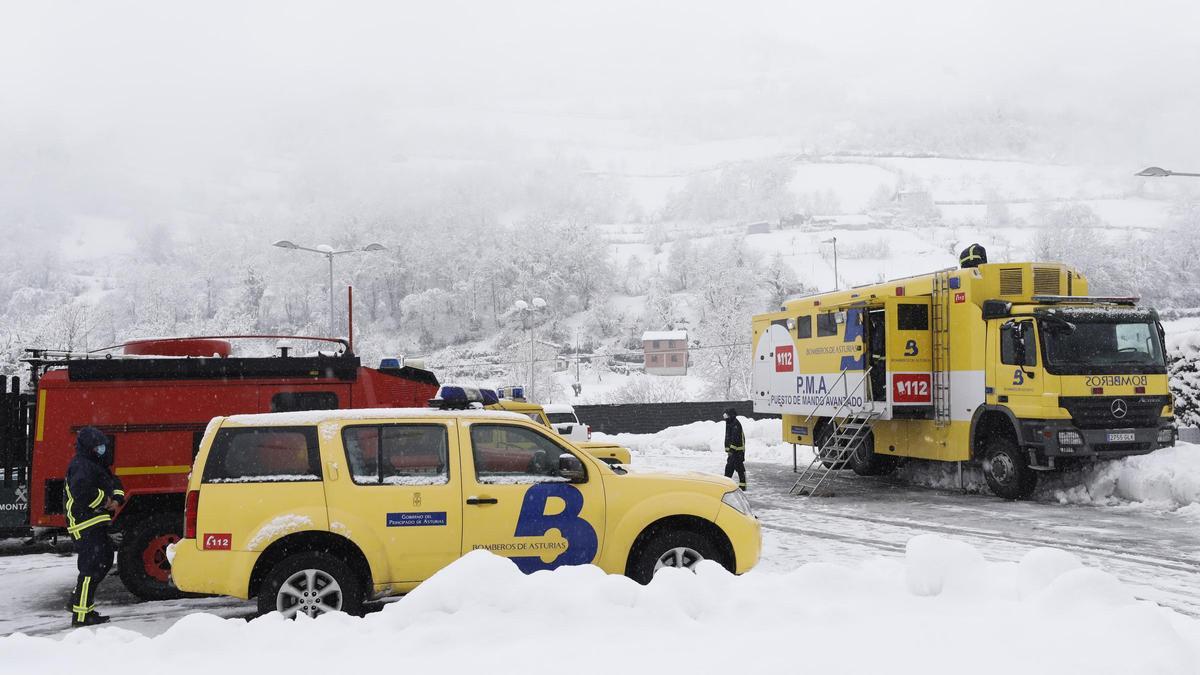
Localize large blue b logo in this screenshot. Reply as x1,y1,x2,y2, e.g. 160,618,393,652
511,482,598,573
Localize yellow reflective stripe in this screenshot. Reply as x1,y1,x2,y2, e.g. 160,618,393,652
35,390,46,442
74,577,92,621
115,465,190,477
64,484,77,530
67,514,111,534
89,489,106,509
112,489,125,496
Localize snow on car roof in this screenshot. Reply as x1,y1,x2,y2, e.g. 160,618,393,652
542,403,576,414
223,407,528,426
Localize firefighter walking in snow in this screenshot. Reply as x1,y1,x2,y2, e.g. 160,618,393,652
722,408,747,491
66,426,125,627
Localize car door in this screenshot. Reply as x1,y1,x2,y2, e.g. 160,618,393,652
322,420,463,583
457,420,605,573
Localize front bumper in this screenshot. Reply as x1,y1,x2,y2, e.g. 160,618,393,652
716,504,761,574
1019,419,1175,462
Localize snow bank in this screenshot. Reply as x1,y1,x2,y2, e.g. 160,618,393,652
593,416,806,464
886,443,1200,513
1045,443,1200,511
5,537,1198,674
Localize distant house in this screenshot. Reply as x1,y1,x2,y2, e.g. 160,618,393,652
745,221,771,234
641,330,688,376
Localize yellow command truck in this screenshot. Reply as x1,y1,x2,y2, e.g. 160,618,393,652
751,260,1175,499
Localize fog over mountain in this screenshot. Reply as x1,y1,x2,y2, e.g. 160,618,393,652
2,1,1199,403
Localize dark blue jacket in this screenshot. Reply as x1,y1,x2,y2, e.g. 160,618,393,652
65,445,125,539
723,408,745,452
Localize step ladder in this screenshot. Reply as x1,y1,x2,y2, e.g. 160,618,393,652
790,408,882,496
931,270,953,428
790,365,879,497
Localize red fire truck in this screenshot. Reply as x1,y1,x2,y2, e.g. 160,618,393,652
0,336,439,600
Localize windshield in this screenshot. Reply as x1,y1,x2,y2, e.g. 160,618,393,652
1040,320,1166,375
546,412,578,425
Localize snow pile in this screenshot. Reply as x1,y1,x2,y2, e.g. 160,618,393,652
593,416,806,464
1046,443,1200,511
5,536,1199,674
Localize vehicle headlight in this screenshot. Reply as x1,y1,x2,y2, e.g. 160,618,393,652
1158,427,1175,444
722,489,753,516
1057,430,1083,446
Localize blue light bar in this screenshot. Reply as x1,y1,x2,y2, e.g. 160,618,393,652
379,358,402,369
433,385,500,407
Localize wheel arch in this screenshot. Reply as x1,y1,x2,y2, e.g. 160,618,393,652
969,406,1021,461
248,531,373,599
623,514,734,577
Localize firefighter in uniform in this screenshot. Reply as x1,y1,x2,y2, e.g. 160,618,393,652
722,408,747,491
66,426,124,627
959,243,988,268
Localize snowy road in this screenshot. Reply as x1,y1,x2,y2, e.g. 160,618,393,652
2,455,1197,638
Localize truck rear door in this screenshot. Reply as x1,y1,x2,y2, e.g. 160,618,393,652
884,296,934,412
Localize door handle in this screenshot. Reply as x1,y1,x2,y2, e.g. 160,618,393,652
466,496,498,505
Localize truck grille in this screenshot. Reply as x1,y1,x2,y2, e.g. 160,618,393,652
1058,395,1168,429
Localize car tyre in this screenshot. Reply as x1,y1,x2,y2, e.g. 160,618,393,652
117,512,186,601
983,436,1037,500
628,529,728,584
257,552,364,618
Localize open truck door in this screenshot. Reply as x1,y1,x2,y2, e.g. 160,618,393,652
884,296,933,416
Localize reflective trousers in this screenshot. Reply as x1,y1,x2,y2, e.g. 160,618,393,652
71,525,114,622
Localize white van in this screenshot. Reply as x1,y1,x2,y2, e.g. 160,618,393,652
543,403,590,442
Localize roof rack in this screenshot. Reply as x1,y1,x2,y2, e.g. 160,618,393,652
1029,295,1139,306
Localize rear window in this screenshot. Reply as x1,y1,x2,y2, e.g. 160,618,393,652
342,424,450,486
202,427,321,483
546,412,578,425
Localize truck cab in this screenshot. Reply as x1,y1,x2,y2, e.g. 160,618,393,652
981,299,1173,486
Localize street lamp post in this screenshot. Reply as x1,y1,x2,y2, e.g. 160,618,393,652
273,240,387,337
1136,166,1200,178
513,297,548,401
822,237,839,290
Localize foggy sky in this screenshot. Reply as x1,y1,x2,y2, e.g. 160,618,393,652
3,1,1199,248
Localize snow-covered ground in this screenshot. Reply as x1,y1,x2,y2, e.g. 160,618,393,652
2,418,1198,675
4,539,1198,675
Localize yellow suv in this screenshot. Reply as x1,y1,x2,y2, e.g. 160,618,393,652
171,408,759,617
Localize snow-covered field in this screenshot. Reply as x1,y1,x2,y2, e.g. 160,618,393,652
2,419,1198,675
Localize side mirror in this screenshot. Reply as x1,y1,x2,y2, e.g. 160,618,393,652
558,453,586,483
981,299,1012,320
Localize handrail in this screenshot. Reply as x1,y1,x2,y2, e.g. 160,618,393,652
801,365,874,430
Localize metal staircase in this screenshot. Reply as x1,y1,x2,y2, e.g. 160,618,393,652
931,270,953,427
790,366,880,497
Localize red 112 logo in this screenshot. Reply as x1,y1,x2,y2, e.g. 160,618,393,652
775,345,794,372
203,533,232,550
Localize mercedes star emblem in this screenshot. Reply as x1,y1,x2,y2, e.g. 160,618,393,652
1111,399,1128,419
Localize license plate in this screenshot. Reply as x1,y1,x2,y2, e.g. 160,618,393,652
1106,431,1136,443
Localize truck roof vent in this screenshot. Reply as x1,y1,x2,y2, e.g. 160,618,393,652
999,267,1023,296
1034,267,1061,296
